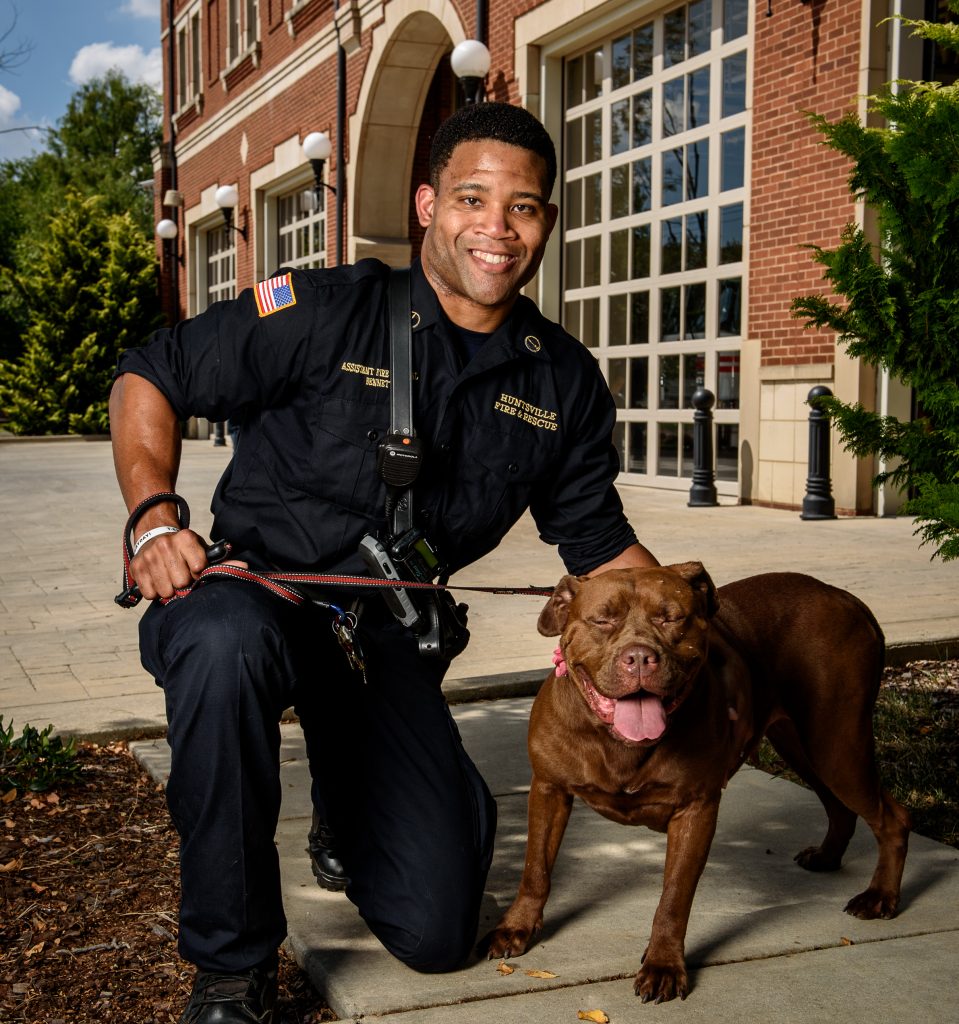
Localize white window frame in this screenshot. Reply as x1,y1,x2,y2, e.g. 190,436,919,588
227,0,259,65
174,2,203,112
555,0,749,494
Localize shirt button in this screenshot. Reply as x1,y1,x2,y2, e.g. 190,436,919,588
508,463,519,474
419,509,431,521
367,430,379,441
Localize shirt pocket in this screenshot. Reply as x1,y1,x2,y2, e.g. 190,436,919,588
303,396,389,517
440,423,557,544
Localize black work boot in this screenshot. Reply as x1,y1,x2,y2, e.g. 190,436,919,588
306,808,350,892
179,953,278,1023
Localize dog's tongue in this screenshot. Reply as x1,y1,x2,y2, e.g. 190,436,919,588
613,691,667,742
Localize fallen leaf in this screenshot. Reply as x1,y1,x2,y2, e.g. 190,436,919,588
840,936,854,946
578,1012,610,1023
24,941,45,957
30,881,48,894
2,788,16,804
46,793,60,805
0,858,21,873
496,961,514,975
525,969,558,979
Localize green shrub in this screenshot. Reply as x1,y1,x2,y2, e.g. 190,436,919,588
0,715,82,793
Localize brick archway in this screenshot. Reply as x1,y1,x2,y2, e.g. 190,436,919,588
349,5,465,265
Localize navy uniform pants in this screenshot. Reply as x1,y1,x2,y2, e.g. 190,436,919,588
138,579,496,974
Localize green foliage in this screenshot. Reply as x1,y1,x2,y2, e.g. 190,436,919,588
0,70,161,367
792,7,959,560
0,715,82,794
0,191,163,434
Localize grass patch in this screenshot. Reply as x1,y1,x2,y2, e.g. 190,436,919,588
752,660,959,849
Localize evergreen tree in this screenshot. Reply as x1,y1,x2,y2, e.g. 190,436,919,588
792,5,959,560
0,191,162,434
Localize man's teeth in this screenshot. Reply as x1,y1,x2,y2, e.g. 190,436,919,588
473,251,511,265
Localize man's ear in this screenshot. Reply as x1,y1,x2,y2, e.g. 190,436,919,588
414,184,435,229
544,202,559,238
666,561,720,618
537,575,582,636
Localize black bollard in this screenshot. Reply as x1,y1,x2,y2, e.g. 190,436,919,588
800,385,837,520
688,387,718,507
212,421,227,447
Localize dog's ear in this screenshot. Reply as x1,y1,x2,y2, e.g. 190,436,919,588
537,575,582,636
667,561,720,618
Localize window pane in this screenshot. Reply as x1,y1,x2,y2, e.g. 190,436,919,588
663,77,684,136
586,49,604,100
628,422,648,472
662,148,683,205
564,300,580,338
683,352,704,406
610,165,629,219
630,356,649,408
633,89,652,147
630,291,650,344
659,357,680,409
565,240,581,289
661,287,681,341
611,99,630,155
582,297,600,347
585,110,603,162
610,229,629,282
612,420,626,470
566,117,582,169
688,0,712,58
686,212,707,270
631,224,651,278
718,350,741,408
720,203,743,262
686,138,709,199
721,126,745,190
566,179,582,230
567,54,584,106
658,422,679,474
664,8,685,67
634,24,654,80
609,294,627,343
724,0,748,42
688,68,710,129
632,156,652,212
612,33,631,90
719,277,742,335
661,217,683,274
583,234,601,286
717,423,739,480
584,172,602,224
681,422,695,476
722,52,747,118
609,358,627,408
685,282,707,338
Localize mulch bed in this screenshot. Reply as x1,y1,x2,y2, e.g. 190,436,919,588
0,742,334,1024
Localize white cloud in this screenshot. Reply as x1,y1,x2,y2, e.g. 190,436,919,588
69,42,163,91
0,83,22,125
120,0,160,17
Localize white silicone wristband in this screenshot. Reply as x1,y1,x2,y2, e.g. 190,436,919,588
133,525,180,557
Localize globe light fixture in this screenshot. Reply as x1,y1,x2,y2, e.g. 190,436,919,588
450,39,491,104
215,183,247,240
302,131,336,203
156,218,178,240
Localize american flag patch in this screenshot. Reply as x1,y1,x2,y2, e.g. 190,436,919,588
254,273,296,317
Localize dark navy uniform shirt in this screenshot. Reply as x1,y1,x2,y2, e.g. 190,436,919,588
116,259,637,577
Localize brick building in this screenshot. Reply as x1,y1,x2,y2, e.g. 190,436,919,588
153,0,943,513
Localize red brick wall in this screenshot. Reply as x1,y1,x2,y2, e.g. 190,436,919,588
749,0,861,367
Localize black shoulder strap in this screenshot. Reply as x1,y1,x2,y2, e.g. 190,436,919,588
388,268,413,440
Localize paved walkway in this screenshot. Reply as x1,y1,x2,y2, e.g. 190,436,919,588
2,438,958,1022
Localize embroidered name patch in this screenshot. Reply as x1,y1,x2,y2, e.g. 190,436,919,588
494,393,559,431
254,273,296,317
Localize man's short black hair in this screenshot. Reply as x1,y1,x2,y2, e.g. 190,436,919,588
429,102,557,197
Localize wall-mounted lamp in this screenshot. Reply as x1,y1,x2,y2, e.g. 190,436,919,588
302,131,336,209
214,183,247,240
156,217,184,264
451,39,491,105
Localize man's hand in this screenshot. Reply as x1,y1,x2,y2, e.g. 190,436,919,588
585,542,660,577
130,528,211,600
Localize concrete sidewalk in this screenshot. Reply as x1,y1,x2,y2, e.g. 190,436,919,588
3,438,959,1022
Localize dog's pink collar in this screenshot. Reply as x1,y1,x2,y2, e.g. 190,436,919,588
552,646,568,677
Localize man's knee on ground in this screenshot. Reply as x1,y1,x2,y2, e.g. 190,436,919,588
370,912,478,974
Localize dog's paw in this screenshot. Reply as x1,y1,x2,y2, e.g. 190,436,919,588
844,886,899,920
634,957,689,1003
485,921,540,960
794,845,843,872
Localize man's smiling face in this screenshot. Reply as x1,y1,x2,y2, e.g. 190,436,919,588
415,139,559,332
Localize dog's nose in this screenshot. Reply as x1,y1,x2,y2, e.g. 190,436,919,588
620,645,659,677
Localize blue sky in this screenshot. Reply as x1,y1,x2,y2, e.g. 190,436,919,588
0,0,161,161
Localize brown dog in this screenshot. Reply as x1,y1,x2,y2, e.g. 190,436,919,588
486,563,911,1002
